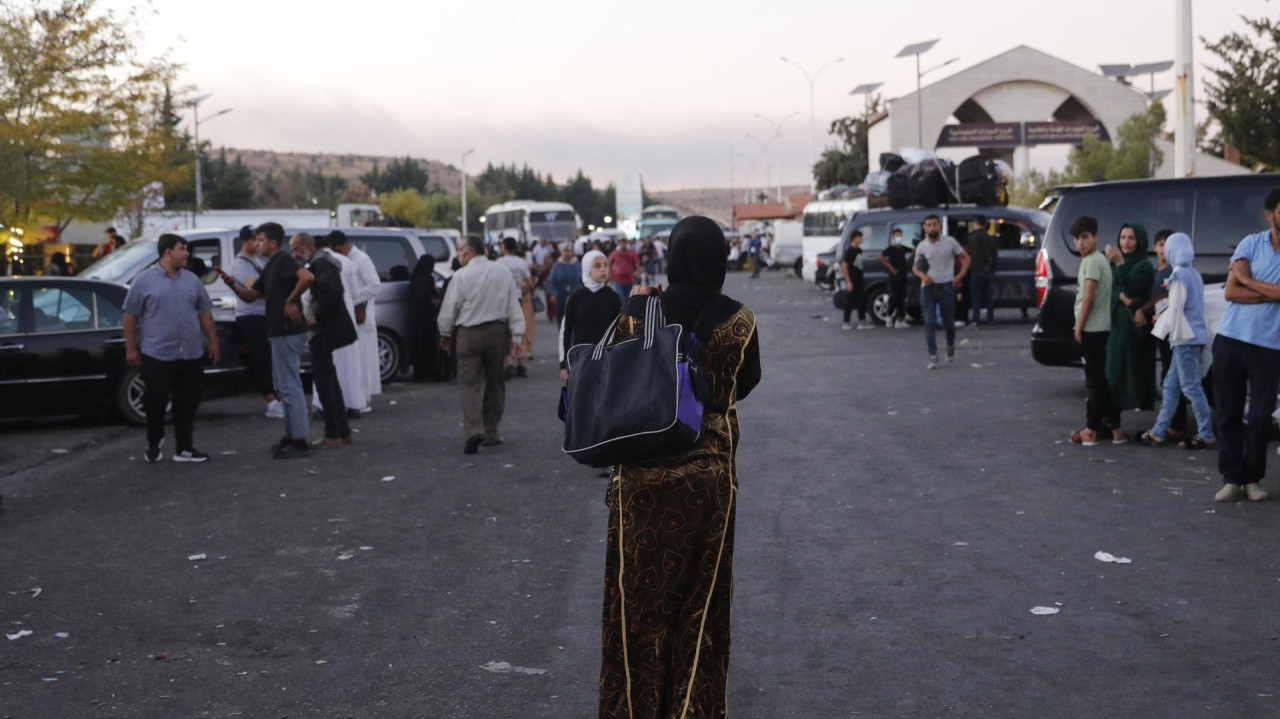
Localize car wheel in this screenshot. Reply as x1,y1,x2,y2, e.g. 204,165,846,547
793,258,803,277
114,368,149,426
869,286,892,325
377,330,402,382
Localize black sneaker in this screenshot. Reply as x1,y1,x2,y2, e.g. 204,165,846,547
144,439,164,463
515,365,527,378
464,434,484,455
273,441,312,460
269,436,290,451
173,448,209,463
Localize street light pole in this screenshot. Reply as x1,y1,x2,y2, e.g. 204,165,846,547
744,133,772,202
186,94,232,227
461,148,474,236
781,56,844,191
754,112,799,201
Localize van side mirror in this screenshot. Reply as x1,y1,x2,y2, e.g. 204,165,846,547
1020,232,1037,248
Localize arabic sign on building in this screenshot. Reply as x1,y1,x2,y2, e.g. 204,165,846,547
936,123,1023,148
936,121,1111,148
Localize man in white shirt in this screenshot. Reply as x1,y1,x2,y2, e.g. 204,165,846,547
438,235,526,454
496,237,535,377
331,231,383,406
311,232,366,417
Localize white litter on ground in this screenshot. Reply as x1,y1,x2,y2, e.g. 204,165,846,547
380,476,395,482
187,553,207,561
953,542,969,546
1030,607,1060,615
54,632,69,639
480,661,548,676
336,553,355,561
6,630,33,641
1094,551,1132,564
359,546,373,551
50,448,69,454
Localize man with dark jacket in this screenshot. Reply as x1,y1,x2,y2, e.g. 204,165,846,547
967,217,1000,326
290,233,358,447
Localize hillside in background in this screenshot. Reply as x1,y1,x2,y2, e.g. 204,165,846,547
649,185,811,225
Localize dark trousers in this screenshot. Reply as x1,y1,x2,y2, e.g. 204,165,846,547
1081,331,1120,432
969,271,995,324
456,322,510,439
888,273,907,320
235,315,274,397
1211,335,1280,485
751,254,763,278
842,268,866,322
141,354,202,450
1157,336,1189,434
309,336,350,440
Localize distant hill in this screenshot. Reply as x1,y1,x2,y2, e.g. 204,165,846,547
227,148,464,195
649,185,811,225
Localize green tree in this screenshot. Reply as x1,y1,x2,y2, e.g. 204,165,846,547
0,0,184,235
812,96,881,190
1062,102,1166,182
1203,9,1280,169
206,151,255,209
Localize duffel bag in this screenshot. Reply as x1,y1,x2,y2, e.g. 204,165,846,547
887,166,912,209
561,295,705,467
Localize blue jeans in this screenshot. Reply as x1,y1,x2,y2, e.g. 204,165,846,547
969,272,995,324
921,283,956,357
270,333,308,440
614,283,633,301
1152,344,1214,440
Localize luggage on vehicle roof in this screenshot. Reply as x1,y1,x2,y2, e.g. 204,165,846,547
879,152,906,173
907,159,957,207
957,155,1009,206
887,165,912,209
864,169,892,196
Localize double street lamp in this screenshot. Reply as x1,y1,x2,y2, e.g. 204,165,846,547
754,112,798,201
895,40,957,149
780,55,844,191
186,94,233,223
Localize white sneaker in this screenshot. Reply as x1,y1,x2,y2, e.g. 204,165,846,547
894,320,909,329
856,322,873,330
265,400,284,418
841,323,852,331
1246,483,1268,502
1215,484,1243,502
926,356,938,370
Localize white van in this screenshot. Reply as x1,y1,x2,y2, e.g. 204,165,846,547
799,195,866,282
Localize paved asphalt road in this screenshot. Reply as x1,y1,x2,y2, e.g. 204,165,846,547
3,271,1279,719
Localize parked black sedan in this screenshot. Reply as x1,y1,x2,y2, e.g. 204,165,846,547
0,277,245,425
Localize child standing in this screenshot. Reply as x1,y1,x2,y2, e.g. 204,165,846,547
1141,233,1215,448
1070,216,1125,446
559,250,623,384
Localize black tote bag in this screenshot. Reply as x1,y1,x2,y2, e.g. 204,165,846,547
561,295,705,468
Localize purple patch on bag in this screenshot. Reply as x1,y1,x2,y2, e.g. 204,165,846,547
675,361,704,432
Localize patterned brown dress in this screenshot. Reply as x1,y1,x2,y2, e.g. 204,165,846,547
600,304,761,719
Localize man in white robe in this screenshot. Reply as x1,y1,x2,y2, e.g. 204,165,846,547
332,232,383,406
311,234,366,415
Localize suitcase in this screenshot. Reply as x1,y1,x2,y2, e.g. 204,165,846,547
958,155,1008,206
887,167,911,209
866,192,891,209
879,152,906,173
908,159,956,207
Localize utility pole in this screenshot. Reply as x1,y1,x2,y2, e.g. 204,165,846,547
781,56,844,192
461,148,474,236
1174,0,1195,177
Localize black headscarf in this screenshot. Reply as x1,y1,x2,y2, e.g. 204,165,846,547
410,255,437,307
626,215,741,339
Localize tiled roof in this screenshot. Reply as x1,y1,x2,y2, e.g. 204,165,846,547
733,202,792,220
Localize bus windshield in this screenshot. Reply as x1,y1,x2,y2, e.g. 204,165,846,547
528,211,576,241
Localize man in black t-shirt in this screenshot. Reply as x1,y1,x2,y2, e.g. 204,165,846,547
251,222,315,458
841,230,870,330
879,229,910,328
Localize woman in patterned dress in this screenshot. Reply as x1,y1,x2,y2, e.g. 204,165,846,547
600,216,762,719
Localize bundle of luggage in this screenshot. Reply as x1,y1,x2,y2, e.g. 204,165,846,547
863,151,1010,209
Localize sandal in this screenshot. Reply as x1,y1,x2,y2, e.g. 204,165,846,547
1111,430,1130,445
1183,436,1216,451
1139,431,1166,446
1070,430,1099,447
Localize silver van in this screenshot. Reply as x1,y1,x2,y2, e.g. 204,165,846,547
82,227,441,380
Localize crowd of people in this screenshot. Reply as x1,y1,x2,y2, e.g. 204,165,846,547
1068,187,1280,504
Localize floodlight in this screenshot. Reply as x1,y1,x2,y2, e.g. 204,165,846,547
849,82,884,95
1131,60,1174,75
896,40,939,58
1147,89,1173,101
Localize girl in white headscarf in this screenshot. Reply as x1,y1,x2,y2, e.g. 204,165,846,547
558,249,621,383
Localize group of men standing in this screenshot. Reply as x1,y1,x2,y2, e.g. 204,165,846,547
121,223,384,462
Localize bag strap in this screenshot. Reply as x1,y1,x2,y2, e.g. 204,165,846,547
589,294,668,360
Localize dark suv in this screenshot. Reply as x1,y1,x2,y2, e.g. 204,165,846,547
828,205,1051,324
1031,175,1278,367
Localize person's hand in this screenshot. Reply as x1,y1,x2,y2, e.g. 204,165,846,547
126,348,141,368
559,368,568,383
1119,292,1132,306
1134,311,1147,327
1074,325,1084,344
284,303,303,325
630,284,661,297
207,341,221,366
510,342,525,359
1230,258,1253,283
439,337,451,352
1104,245,1123,264
921,276,934,286
953,277,964,289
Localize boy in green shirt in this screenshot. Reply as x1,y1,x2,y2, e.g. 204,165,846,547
1070,215,1125,446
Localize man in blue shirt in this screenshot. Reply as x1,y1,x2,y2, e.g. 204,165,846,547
1211,186,1280,502
123,234,219,463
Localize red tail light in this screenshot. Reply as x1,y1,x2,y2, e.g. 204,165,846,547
816,257,824,268
1035,248,1051,308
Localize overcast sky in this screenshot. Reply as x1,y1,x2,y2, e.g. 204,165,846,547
112,0,1271,191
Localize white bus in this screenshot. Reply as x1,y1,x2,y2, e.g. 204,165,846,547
483,200,580,246
638,205,681,239
799,195,867,282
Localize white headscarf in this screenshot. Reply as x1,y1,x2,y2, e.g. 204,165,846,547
581,250,607,292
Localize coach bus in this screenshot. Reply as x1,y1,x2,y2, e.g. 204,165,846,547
483,200,580,246
638,205,681,239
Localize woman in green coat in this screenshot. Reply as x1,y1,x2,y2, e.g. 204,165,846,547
1104,222,1157,417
